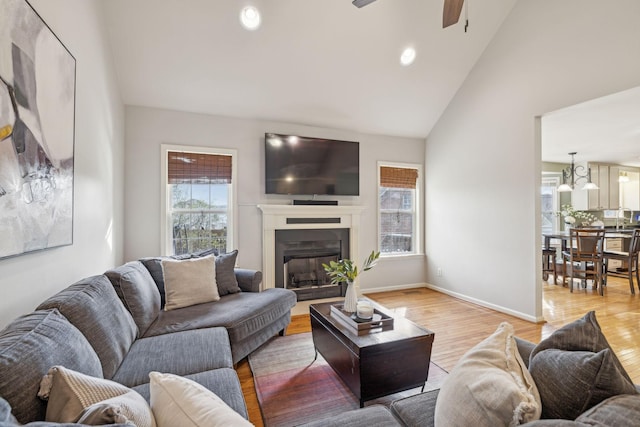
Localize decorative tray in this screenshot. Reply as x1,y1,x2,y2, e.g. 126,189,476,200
330,303,394,335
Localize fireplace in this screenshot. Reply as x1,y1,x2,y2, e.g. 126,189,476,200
275,228,350,301
257,204,365,296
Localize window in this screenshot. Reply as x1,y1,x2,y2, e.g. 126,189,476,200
161,145,237,256
378,162,422,256
541,175,560,235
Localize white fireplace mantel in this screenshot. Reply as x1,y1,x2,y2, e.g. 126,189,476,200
257,204,366,290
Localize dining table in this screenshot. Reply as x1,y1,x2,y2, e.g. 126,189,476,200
542,229,633,288
543,229,633,252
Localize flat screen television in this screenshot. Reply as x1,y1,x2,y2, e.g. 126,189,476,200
265,133,359,196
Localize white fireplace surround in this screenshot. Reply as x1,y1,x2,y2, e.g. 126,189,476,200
257,204,365,290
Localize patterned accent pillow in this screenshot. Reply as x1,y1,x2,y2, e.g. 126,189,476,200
38,366,155,427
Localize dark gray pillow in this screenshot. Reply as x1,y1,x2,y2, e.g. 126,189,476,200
215,250,240,296
530,311,632,385
105,261,161,337
529,348,637,419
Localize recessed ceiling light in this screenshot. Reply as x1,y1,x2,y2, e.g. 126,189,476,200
240,6,261,31
400,47,416,66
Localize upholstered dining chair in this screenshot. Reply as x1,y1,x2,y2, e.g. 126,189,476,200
562,228,606,295
602,229,640,295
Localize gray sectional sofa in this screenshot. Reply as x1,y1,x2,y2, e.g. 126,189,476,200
303,311,640,427
0,252,296,425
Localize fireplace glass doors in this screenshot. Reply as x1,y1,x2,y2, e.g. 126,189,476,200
275,228,350,301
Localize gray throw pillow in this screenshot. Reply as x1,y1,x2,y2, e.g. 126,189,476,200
530,311,632,385
529,311,637,420
529,348,637,419
215,250,240,296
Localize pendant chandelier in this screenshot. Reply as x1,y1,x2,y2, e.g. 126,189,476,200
557,152,599,192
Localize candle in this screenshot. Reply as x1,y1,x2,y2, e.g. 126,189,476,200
356,301,374,320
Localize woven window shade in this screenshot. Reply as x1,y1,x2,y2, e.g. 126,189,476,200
168,151,232,184
380,166,418,189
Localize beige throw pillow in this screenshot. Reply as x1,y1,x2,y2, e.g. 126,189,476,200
161,256,219,311
37,366,155,427
149,371,253,427
434,322,541,426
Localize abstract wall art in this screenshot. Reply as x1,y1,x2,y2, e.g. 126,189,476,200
0,0,76,259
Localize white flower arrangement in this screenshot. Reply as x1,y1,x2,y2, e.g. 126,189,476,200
558,204,598,226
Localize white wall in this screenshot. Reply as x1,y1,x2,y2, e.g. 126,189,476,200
0,0,125,328
124,106,426,292
425,0,640,321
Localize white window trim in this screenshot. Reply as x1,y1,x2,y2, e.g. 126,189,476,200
377,161,423,257
160,144,238,256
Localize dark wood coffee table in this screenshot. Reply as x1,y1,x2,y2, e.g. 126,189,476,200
310,299,435,407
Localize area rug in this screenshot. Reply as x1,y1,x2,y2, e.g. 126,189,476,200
248,332,448,427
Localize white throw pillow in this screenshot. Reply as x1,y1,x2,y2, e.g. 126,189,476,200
161,255,219,310
434,322,541,426
149,372,253,427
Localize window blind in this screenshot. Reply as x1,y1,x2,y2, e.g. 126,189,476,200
167,152,232,184
380,166,418,189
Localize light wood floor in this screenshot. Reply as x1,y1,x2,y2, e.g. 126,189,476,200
237,277,640,426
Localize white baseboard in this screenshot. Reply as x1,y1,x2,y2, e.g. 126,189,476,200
424,283,545,323
361,282,429,294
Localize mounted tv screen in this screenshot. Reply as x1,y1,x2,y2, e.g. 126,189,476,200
265,133,359,196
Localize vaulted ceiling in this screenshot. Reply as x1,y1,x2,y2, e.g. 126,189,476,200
101,0,517,139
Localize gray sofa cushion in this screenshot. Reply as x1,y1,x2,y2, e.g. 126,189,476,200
0,398,18,424
105,261,161,337
36,275,137,379
132,368,248,419
0,309,102,424
230,311,292,364
111,327,233,388
142,288,296,342
300,405,402,427
390,389,438,427
575,394,640,425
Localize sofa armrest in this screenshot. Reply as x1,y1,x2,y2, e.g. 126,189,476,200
235,269,263,292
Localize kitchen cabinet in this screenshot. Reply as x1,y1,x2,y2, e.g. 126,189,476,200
572,163,640,211
619,170,640,210
572,163,617,210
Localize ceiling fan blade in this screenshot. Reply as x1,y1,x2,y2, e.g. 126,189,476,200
443,0,464,28
352,0,377,8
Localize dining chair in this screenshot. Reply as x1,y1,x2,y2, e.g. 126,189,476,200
561,228,606,295
602,229,640,295
542,247,558,285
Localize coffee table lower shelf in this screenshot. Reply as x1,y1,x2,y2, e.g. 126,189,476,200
310,300,434,407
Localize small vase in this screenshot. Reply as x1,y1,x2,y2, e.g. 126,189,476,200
343,280,358,313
